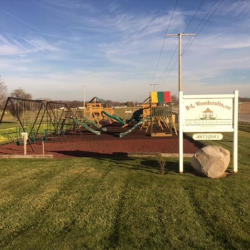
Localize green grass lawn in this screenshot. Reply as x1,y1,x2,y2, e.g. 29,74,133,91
0,152,250,249
0,122,250,249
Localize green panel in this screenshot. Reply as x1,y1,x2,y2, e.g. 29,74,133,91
157,92,164,103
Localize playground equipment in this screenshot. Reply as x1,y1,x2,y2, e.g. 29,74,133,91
120,91,177,137
125,108,143,124
0,92,178,150
149,91,175,137
101,110,125,126
71,116,109,136
0,97,46,151
84,97,116,125
71,117,101,135
0,98,78,149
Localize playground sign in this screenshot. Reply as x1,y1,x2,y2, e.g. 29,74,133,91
178,90,239,173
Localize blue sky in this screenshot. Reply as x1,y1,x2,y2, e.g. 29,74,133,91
0,0,249,102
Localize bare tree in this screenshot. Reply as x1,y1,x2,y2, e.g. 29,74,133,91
8,88,33,117
171,95,178,104
11,88,32,100
0,76,7,109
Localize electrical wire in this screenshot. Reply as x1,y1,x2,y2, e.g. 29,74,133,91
157,46,178,85
183,0,206,33
183,0,224,54
159,0,224,86
157,0,205,86
150,0,179,85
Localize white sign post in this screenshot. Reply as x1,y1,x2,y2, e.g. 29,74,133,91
179,90,238,173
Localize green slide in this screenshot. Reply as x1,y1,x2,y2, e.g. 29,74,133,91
102,111,125,126
72,117,101,135
82,116,107,131
119,117,150,138
126,108,143,124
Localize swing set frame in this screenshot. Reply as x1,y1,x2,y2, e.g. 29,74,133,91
0,97,74,152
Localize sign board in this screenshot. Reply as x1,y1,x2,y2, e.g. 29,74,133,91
192,133,223,141
183,98,233,132
178,91,238,174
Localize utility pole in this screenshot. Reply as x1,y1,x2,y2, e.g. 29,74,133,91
83,86,86,108
83,86,86,116
150,83,159,92
166,33,195,174
166,33,195,92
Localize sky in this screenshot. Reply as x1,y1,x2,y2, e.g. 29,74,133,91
0,0,250,102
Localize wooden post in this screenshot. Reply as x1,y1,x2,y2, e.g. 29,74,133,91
42,141,45,155
22,132,28,155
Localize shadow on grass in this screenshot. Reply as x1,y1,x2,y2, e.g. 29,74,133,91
52,150,203,176
139,158,202,176
52,150,131,158
183,133,205,148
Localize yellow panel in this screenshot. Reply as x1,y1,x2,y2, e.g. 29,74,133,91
151,91,158,103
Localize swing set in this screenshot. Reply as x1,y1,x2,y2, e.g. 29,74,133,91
0,97,74,151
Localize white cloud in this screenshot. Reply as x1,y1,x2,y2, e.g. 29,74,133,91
221,0,250,16
0,44,21,55
1,0,250,101
23,38,59,52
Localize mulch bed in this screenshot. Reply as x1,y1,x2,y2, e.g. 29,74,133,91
0,123,203,159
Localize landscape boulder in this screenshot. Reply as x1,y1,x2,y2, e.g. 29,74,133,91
191,145,230,178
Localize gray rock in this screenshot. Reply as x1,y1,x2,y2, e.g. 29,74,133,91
191,145,230,178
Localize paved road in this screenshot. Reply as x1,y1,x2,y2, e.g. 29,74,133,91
238,114,250,123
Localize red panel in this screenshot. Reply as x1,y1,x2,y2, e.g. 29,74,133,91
164,91,171,103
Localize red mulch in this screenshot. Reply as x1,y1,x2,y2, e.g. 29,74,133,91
0,123,203,159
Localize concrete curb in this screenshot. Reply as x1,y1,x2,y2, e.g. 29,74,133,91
0,155,53,159
127,153,194,158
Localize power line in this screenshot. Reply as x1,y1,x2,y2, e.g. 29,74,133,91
166,33,195,91
158,58,178,86
157,46,178,85
183,0,224,54
181,0,205,53
159,0,223,86
165,0,179,35
157,0,205,86
183,0,205,33
150,0,179,85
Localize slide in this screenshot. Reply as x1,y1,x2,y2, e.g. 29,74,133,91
82,116,107,131
126,108,143,124
72,117,101,135
101,111,125,126
120,117,150,138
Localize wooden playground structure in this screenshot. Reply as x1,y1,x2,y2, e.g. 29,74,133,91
81,97,126,126
0,91,178,153
120,91,178,137
78,97,116,125
148,91,177,136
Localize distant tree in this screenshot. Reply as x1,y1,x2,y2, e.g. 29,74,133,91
239,97,250,102
8,88,32,117
171,95,178,104
0,76,7,109
66,100,82,108
11,88,32,100
135,101,139,107
125,101,135,107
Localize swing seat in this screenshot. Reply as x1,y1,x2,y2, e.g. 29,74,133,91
16,140,22,146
